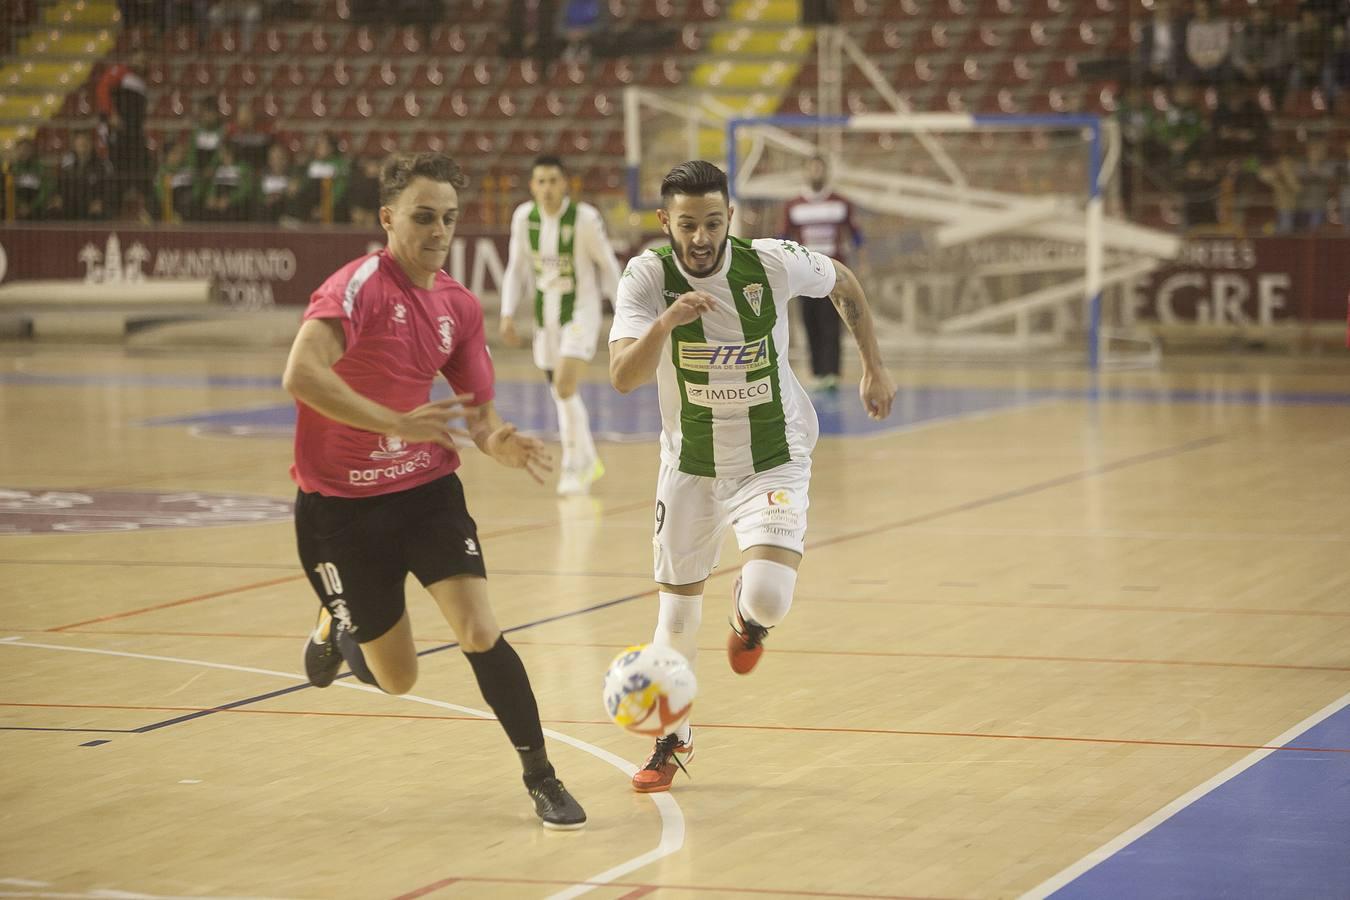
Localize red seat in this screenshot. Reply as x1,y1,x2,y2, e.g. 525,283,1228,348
316,60,356,89
407,62,449,90
362,61,401,91
502,59,543,89
335,92,377,120
384,91,430,122
271,63,310,92
339,25,383,56
295,26,336,56
221,62,262,90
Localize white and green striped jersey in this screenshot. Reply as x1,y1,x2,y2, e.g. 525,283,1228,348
610,236,838,478
501,198,621,328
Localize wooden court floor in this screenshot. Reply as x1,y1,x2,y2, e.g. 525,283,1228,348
2,341,1349,899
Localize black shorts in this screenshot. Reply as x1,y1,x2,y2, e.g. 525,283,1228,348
294,473,487,643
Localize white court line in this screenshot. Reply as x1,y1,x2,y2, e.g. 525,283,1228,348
1,639,684,900
1021,689,1350,899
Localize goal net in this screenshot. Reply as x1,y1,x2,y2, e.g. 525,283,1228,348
725,112,1180,369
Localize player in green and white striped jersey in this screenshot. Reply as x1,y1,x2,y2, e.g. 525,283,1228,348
501,155,624,495
609,160,896,792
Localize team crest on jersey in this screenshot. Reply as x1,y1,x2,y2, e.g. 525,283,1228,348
437,315,454,353
561,225,574,245
742,283,765,315
392,302,407,324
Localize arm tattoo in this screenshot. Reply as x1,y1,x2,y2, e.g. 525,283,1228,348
831,285,862,333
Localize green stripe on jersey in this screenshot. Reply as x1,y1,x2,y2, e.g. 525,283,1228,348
725,236,790,472
527,201,578,327
655,246,715,477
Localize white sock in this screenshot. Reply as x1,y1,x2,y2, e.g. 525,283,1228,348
653,590,700,744
563,392,596,470
738,559,798,628
551,387,575,473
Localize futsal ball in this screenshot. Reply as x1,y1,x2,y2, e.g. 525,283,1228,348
602,644,697,737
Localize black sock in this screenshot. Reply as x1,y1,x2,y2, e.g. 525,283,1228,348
464,636,553,785
338,629,380,688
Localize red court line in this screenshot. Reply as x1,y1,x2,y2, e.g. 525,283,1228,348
8,703,1350,755
12,629,1346,674
616,886,661,900
389,874,949,900
44,574,305,632
389,877,457,899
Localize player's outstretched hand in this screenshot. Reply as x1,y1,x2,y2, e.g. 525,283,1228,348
499,317,523,348
392,394,476,451
860,368,896,421
486,423,553,484
662,290,718,328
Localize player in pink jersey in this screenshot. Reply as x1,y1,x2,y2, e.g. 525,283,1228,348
283,152,585,830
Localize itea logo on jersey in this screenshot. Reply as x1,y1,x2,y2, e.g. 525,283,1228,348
677,337,770,372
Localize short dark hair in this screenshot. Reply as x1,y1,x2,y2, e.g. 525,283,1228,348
531,154,567,174
660,160,728,205
379,152,468,206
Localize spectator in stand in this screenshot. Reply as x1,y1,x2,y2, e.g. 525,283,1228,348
295,132,352,224
5,137,55,220
1294,139,1335,232
1177,157,1220,231
95,49,151,211
1337,138,1350,232
1232,6,1290,103
1212,82,1272,172
206,0,262,48
1182,0,1233,83
153,140,199,222
225,104,273,172
189,97,225,174
1260,147,1300,235
258,143,299,224
1153,84,1206,191
200,142,255,221
503,0,560,63
1287,7,1335,103
54,130,116,221
1137,0,1183,83
1116,84,1158,210
347,156,382,228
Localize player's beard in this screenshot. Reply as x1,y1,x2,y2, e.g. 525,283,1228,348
673,236,727,278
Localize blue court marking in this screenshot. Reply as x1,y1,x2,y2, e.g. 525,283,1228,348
1049,701,1350,900
80,739,113,747
140,383,1042,438
134,381,1350,440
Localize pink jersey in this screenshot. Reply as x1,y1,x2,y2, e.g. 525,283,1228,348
291,249,496,498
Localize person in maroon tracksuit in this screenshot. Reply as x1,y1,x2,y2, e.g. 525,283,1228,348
779,155,863,393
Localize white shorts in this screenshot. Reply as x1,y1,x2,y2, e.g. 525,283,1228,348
651,457,812,586
532,306,600,370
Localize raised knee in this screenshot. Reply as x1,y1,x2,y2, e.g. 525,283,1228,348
376,666,418,695
460,626,502,654
739,559,798,628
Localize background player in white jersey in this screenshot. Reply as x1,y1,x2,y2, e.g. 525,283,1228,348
608,160,896,792
284,152,585,829
500,155,624,496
